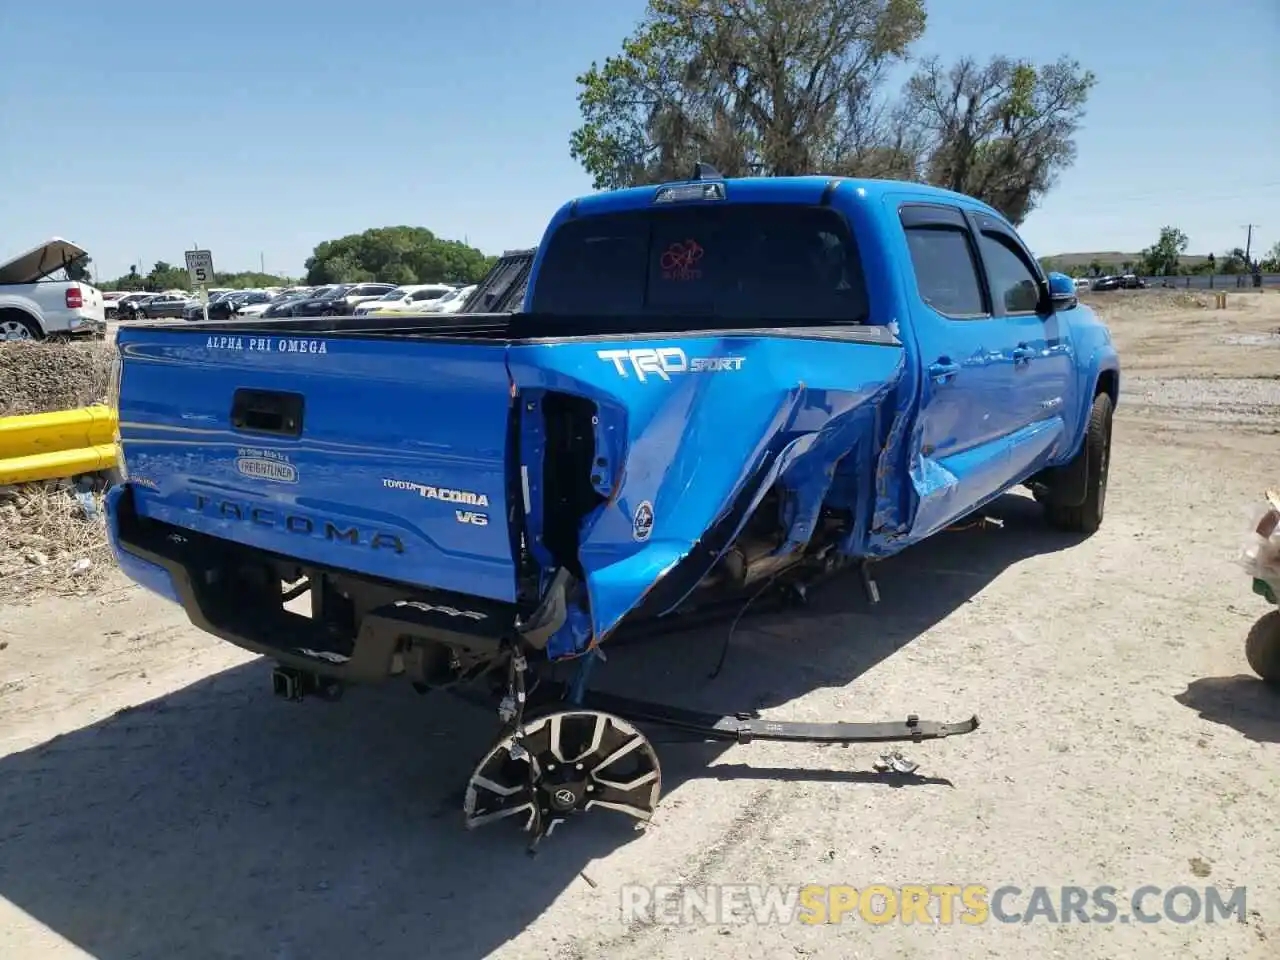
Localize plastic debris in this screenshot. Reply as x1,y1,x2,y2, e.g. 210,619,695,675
74,489,99,520
873,750,919,775
1239,490,1280,596
71,558,92,576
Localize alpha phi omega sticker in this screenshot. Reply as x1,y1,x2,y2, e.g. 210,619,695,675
632,500,654,542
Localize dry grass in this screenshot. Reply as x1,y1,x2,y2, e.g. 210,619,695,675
1,340,116,602
0,482,111,602
0,340,114,417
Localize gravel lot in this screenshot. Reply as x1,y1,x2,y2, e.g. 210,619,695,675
0,290,1277,959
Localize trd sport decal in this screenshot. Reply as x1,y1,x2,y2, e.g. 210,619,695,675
596,347,745,382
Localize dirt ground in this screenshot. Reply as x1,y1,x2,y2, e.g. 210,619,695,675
1,290,1278,959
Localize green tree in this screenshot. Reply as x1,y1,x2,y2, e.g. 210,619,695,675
570,0,927,189
143,261,192,291
98,263,296,292
1138,226,1188,276
898,54,1096,224
304,227,494,286
1217,247,1248,275
1261,241,1280,273
569,0,1095,224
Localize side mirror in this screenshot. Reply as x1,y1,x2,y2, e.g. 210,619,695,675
1046,271,1078,310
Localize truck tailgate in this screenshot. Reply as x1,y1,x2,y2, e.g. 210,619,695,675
116,329,518,601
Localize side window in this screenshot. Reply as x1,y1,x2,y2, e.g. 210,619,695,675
977,232,1041,314
903,226,987,317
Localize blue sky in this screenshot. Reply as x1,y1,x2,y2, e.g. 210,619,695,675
1,0,1276,281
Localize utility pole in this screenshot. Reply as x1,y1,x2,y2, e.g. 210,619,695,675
260,252,265,274
1243,224,1260,264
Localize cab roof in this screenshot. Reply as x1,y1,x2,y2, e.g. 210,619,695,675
555,175,1001,222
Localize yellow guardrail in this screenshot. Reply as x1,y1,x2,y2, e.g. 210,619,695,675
0,443,119,485
0,406,119,484
0,406,118,458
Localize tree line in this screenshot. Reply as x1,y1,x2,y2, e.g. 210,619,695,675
84,226,497,293
1040,229,1280,278
570,0,1096,225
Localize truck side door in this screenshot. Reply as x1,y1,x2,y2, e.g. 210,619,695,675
967,212,1076,464
895,201,1057,538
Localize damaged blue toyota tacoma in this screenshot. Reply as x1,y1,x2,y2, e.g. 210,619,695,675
105,168,1118,846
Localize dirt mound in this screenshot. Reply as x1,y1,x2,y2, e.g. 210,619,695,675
1082,289,1212,313
0,340,113,417
0,481,110,602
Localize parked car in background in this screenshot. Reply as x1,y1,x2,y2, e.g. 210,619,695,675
0,237,105,340
182,290,236,322
281,284,355,317
423,284,477,314
204,290,273,321
104,291,138,319
133,294,193,320
1120,274,1146,289
1090,275,1121,292
354,283,455,316
334,282,398,314
117,294,157,321
262,286,340,318
110,292,152,320
287,282,397,317
239,289,310,318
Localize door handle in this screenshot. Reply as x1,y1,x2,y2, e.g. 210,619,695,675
230,388,305,437
928,359,960,383
1012,343,1034,365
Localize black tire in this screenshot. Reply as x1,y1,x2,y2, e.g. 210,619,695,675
1245,610,1280,685
1046,391,1113,535
0,310,44,342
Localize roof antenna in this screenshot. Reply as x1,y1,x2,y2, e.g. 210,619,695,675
691,162,723,181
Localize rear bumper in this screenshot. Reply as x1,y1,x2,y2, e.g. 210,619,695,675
105,484,516,683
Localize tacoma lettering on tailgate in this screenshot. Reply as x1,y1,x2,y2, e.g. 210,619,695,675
190,493,405,552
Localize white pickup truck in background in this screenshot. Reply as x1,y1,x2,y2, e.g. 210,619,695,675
0,238,106,341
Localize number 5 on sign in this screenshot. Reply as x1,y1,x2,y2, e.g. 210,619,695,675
185,249,215,287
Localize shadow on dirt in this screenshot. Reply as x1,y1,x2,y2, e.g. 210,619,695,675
1175,675,1280,745
0,493,1073,959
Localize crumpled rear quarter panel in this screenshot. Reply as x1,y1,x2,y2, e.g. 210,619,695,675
507,330,906,647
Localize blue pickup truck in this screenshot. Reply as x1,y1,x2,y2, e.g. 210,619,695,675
105,169,1118,844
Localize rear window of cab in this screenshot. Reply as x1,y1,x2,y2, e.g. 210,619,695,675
530,204,869,324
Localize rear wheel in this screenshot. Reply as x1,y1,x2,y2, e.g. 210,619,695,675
1245,611,1280,685
0,311,43,342
1046,392,1113,535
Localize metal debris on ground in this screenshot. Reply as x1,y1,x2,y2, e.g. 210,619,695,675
873,750,920,775
946,515,1004,532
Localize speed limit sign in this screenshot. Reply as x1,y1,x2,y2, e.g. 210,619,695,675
184,249,215,287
